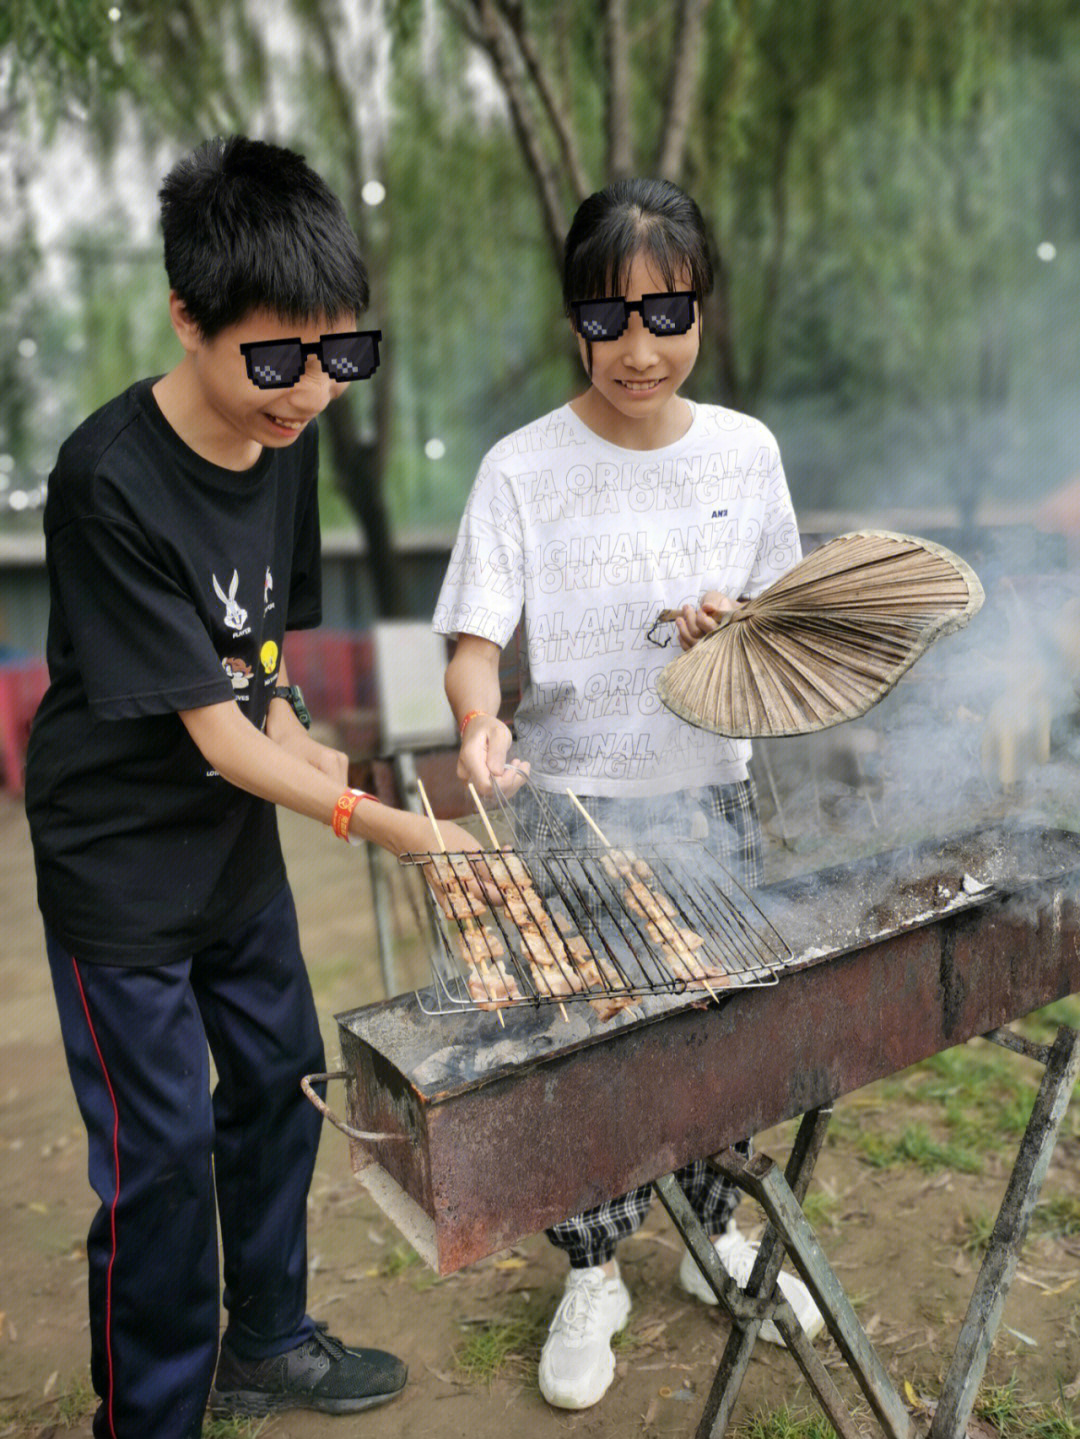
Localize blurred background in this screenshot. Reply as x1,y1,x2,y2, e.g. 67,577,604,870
2,9,1080,1431
1,0,1078,836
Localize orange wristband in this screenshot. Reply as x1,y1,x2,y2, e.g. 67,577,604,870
331,788,376,841
459,709,487,737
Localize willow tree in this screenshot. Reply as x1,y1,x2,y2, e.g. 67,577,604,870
416,0,1080,524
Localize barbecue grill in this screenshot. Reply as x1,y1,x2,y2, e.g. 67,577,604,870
308,822,1080,1438
401,839,790,1014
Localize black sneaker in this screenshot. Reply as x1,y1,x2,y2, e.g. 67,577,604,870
209,1324,407,1417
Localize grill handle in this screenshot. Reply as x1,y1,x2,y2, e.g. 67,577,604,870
300,1071,407,1143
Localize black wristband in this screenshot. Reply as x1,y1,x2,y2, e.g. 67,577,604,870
271,684,312,730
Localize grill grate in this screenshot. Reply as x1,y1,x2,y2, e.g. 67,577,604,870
399,840,792,1016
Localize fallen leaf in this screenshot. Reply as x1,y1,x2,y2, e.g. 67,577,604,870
494,1257,527,1271
42,1370,58,1398
1041,1277,1078,1298
1002,1323,1037,1347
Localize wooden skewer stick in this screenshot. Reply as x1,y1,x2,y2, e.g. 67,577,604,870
565,791,718,1002
417,778,505,1025
415,776,445,851
565,788,612,846
467,782,501,849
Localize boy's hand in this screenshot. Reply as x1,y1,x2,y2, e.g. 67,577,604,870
676,590,740,652
270,721,349,785
385,811,504,912
305,740,350,785
457,713,530,798
266,694,349,783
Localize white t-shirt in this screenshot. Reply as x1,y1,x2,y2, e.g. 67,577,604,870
434,401,801,798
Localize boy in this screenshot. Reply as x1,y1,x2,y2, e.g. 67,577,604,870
24,135,480,1437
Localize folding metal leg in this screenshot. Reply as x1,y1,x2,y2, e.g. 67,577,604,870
928,1024,1080,1439
366,842,399,998
694,1108,872,1439
722,1147,917,1439
655,1106,908,1439
659,1021,1080,1439
368,750,423,999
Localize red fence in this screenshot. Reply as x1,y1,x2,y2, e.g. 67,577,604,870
0,628,517,794
0,659,49,794
282,629,376,718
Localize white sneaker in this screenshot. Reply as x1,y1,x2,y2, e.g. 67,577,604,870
538,1263,632,1409
678,1223,824,1346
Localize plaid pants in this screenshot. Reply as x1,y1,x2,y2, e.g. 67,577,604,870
518,780,762,1267
547,1148,751,1268
510,777,763,888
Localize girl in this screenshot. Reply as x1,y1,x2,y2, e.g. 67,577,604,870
433,178,822,1412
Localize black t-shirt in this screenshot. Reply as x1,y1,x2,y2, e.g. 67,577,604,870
25,378,322,965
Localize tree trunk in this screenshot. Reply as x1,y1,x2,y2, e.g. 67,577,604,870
322,397,409,619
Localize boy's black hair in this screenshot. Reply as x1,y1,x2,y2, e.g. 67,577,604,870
159,135,369,339
562,178,715,311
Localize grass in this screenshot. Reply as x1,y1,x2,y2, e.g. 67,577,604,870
958,1190,1080,1255
975,1377,1080,1438
842,1120,984,1174
202,1420,269,1438
453,1309,551,1383
732,1407,840,1438
829,995,1080,1177
0,1368,270,1438
730,1382,1080,1439
801,1188,841,1231
0,1370,98,1432
380,1242,424,1277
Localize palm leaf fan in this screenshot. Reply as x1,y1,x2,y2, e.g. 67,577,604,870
656,531,984,737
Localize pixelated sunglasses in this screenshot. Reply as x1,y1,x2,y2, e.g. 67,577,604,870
240,330,382,389
571,292,697,342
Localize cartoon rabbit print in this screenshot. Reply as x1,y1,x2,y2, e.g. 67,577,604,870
213,570,248,632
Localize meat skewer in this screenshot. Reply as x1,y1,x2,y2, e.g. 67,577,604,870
417,777,505,1027
565,791,720,1000
468,782,570,1021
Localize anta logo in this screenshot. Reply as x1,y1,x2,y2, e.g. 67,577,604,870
711,509,729,518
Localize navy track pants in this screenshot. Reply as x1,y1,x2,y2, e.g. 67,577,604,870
45,883,326,1439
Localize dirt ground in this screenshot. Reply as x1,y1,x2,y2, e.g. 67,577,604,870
3,792,1080,1439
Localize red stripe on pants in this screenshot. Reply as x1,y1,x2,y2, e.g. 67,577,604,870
71,957,121,1439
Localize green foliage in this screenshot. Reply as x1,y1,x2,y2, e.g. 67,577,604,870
733,1406,840,1439
453,1308,550,1382
3,0,1080,543
976,1377,1080,1439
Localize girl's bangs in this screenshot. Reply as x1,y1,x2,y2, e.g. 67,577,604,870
572,225,700,302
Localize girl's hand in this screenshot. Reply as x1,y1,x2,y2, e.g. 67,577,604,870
676,590,740,652
457,713,530,798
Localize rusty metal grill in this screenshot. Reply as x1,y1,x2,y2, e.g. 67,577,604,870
400,840,792,1015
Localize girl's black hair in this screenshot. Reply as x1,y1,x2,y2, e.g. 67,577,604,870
562,178,714,311
159,136,369,339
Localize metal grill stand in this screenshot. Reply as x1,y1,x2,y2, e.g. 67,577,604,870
654,1022,1080,1439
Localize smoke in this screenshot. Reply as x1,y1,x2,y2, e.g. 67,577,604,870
751,530,1080,885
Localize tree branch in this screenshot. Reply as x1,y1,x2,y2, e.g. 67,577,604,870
605,0,633,179
655,0,712,181
468,0,567,270
499,0,590,203
747,99,796,402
